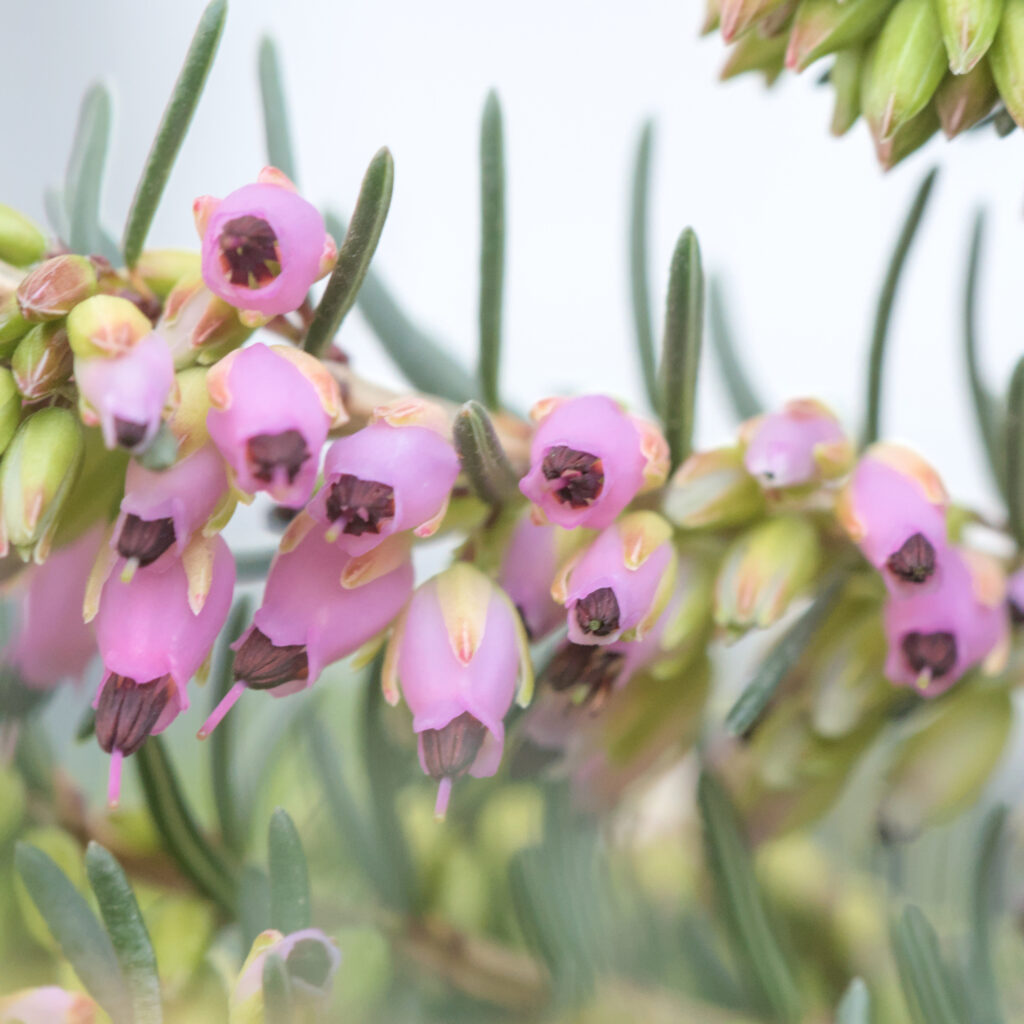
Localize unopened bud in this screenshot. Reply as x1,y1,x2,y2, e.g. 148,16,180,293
831,46,867,135
720,30,788,82
0,204,47,267
786,0,892,72
0,294,30,355
158,273,251,368
987,2,1024,129
66,293,153,359
719,0,790,41
935,59,998,135
702,0,722,34
874,102,940,171
935,0,1001,74
133,248,202,299
663,446,765,529
11,323,73,400
16,254,97,322
0,368,22,457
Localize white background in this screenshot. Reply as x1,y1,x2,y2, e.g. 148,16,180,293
3,0,1024,514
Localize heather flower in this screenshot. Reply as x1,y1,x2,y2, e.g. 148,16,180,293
16,254,97,322
158,273,253,367
307,398,459,555
206,342,345,508
0,203,47,267
1008,567,1024,623
195,167,337,324
551,510,676,646
199,523,413,737
0,986,97,1024
93,535,235,805
66,294,154,360
883,547,1008,697
519,395,668,530
382,563,533,818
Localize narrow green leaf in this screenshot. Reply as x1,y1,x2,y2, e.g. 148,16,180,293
268,808,311,935
238,865,272,951
697,771,803,1023
257,36,297,183
121,0,227,267
15,843,129,1019
861,167,938,446
85,842,163,1024
837,978,871,1024
262,951,293,1024
135,737,236,915
65,83,114,259
890,905,963,1024
304,148,394,357
708,276,764,421
453,400,520,505
725,573,845,737
658,228,705,471
630,120,658,409
478,89,506,410
967,805,1008,1024
1004,356,1024,546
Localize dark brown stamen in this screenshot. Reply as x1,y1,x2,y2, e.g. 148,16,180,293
95,673,172,756
117,514,176,567
114,417,148,449
233,626,309,691
574,587,620,637
325,474,396,536
286,938,334,990
902,631,957,678
218,215,282,288
419,712,488,779
541,445,604,508
1011,599,1024,626
887,532,936,584
543,641,625,706
247,430,310,485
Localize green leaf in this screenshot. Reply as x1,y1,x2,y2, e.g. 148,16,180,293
478,90,506,410
65,83,115,260
121,0,227,267
861,167,938,447
238,864,272,951
629,119,658,409
15,843,129,1019
304,148,395,357
658,228,705,471
257,36,298,184
708,276,763,421
891,905,964,1024
85,842,163,1024
697,771,803,1023
453,400,520,505
268,808,311,935
725,573,845,737
967,805,1008,1024
837,978,871,1024
262,951,294,1024
1004,356,1024,546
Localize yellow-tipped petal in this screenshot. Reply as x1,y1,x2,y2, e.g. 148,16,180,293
182,533,215,615
341,534,412,589
279,509,315,554
618,510,674,570
371,396,450,436
413,494,450,538
83,528,119,623
271,344,347,427
436,563,494,666
381,606,409,705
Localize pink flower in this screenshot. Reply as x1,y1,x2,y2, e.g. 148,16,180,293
75,333,175,451
518,395,668,530
307,399,459,556
206,342,345,508
883,547,1008,697
199,522,413,737
740,398,851,489
552,511,676,646
195,167,337,322
113,443,229,569
232,929,341,1007
0,986,97,1024
383,564,533,818
8,526,101,690
1008,568,1024,623
93,536,235,805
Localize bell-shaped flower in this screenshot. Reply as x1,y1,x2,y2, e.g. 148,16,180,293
519,395,668,530
206,342,346,508
551,510,676,647
307,398,459,556
199,521,413,737
883,547,1009,698
382,564,533,818
0,986,97,1024
195,167,337,324
93,535,235,805
1008,567,1024,623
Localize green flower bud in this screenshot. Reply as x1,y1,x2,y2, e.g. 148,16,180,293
0,204,47,267
988,0,1024,129
66,293,153,359
15,254,97,322
159,273,251,369
133,248,202,299
0,368,22,457
873,100,940,168
12,323,73,400
0,294,31,355
663,446,765,529
831,46,868,134
935,0,1002,73
51,427,129,549
786,0,893,73
878,682,1012,840
861,0,946,139
720,0,792,40
720,27,789,82
714,515,820,634
935,59,999,134
703,0,722,34
1,407,84,562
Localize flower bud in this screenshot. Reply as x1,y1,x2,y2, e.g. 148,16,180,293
158,273,251,367
935,58,999,135
714,515,820,634
719,0,790,41
1,407,84,562
16,254,97,322
986,2,1024,128
165,366,213,457
196,167,337,322
831,46,867,135
935,0,1001,73
206,342,346,508
720,30,788,83
786,0,891,72
0,294,31,355
308,398,460,555
740,398,852,489
519,395,668,531
0,368,21,456
663,446,765,529
133,248,201,299
551,511,677,646
0,204,47,267
94,535,235,804
66,294,154,359
873,101,941,169
12,322,73,399
0,986,97,1024
383,563,533,817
